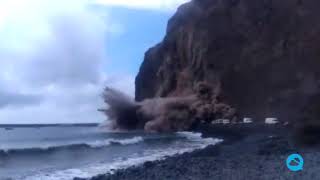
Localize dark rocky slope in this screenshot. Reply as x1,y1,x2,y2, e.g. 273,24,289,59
135,0,320,130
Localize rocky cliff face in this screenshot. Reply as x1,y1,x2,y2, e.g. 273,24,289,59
135,0,320,127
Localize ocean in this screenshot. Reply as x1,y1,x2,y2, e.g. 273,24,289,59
0,125,222,180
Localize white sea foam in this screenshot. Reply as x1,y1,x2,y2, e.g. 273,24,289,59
177,131,203,140
21,132,222,180
89,136,144,147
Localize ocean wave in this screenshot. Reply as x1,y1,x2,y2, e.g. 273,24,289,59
89,136,143,147
0,136,144,155
176,131,203,140
21,132,223,180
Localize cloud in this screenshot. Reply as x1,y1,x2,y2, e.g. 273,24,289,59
93,0,189,11
0,90,42,108
0,0,132,124
0,0,184,124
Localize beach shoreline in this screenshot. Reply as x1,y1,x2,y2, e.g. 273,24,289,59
78,124,320,180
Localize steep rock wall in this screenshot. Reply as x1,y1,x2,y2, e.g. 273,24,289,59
135,0,320,125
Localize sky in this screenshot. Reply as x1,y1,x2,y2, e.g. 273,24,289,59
0,0,189,124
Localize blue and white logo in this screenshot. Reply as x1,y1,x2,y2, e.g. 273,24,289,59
286,153,304,171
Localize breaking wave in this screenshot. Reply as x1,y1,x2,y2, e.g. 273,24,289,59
0,136,144,155
20,132,223,180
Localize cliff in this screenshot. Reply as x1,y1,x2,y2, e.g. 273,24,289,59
135,0,320,129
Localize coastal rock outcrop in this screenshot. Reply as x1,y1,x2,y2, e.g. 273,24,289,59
135,0,320,127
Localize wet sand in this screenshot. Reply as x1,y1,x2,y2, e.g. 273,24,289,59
78,124,320,180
